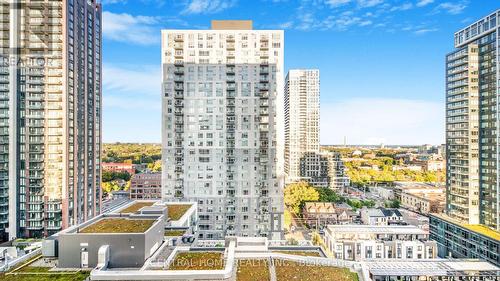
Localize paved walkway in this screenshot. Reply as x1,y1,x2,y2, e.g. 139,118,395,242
269,258,277,281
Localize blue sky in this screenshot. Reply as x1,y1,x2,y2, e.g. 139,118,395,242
101,0,499,145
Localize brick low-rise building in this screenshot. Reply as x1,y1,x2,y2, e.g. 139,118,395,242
102,162,136,175
401,191,445,214
130,173,161,200
302,202,356,226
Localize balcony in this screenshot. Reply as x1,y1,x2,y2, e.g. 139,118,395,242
174,67,184,74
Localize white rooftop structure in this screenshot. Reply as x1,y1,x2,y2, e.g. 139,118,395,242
327,225,427,235
365,259,500,276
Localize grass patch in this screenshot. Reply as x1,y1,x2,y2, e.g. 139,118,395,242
274,260,358,281
169,252,224,270
80,218,154,233
165,230,186,236
168,204,192,220
274,250,321,257
237,259,270,281
120,202,154,213
15,266,52,273
1,272,89,281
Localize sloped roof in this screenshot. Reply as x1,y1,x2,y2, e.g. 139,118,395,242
304,202,336,213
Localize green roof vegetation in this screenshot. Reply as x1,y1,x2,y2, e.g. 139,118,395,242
168,204,192,220
80,218,155,233
274,260,358,281
274,251,321,257
236,259,270,281
0,272,90,281
120,202,154,213
169,252,224,270
165,230,186,237
1,255,89,281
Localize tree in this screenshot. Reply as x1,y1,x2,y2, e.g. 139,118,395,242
102,181,121,194
102,171,131,182
385,199,401,208
316,188,343,203
284,182,319,215
147,160,162,172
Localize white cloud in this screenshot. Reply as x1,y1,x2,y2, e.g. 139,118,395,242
416,0,434,7
102,11,160,45
103,64,161,98
326,0,351,7
390,3,413,12
320,98,444,145
414,28,438,34
359,20,372,26
434,2,467,15
278,21,294,29
182,0,236,14
102,64,162,142
357,0,383,8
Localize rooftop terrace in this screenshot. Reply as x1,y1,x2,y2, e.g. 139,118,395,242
79,218,155,233
1,255,89,281
275,260,359,281
168,204,192,220
119,202,155,213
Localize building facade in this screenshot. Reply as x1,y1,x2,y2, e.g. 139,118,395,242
445,9,499,229
302,202,356,226
432,10,500,266
102,162,136,175
324,225,437,261
284,69,319,183
299,151,349,189
360,208,404,226
130,172,161,200
400,191,445,214
161,21,284,239
0,0,102,240
430,214,499,267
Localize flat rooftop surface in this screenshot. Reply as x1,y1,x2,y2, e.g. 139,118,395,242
432,213,500,241
327,225,427,235
274,260,359,281
80,218,155,233
119,202,155,213
169,252,224,270
365,259,500,276
168,204,192,220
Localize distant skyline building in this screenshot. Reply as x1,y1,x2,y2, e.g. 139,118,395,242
444,9,498,230
161,20,284,239
284,69,320,183
0,1,102,240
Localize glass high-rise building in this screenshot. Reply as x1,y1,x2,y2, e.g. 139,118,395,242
161,20,284,239
0,0,102,240
445,9,499,230
430,9,499,266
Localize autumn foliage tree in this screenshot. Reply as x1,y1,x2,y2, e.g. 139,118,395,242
284,182,319,215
